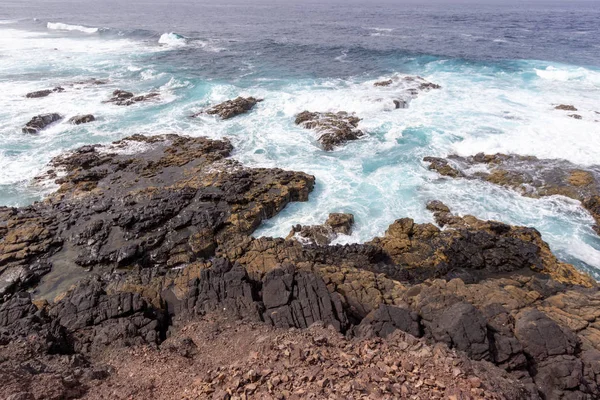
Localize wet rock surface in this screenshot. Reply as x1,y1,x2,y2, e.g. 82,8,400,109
1,135,600,399
103,89,159,106
424,152,600,234
295,111,364,150
22,113,63,133
68,114,96,125
25,87,64,98
201,96,262,119
286,212,354,245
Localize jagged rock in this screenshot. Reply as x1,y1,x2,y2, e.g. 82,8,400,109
103,90,159,106
202,96,262,120
287,213,354,245
555,104,578,111
354,304,420,338
25,87,64,98
0,134,314,298
295,111,364,150
262,265,348,331
68,114,95,125
569,114,583,120
171,258,261,319
22,113,63,133
423,152,600,235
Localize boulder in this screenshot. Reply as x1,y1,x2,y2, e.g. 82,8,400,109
22,113,63,133
555,104,578,111
25,87,64,99
68,115,95,125
103,90,159,106
295,111,364,150
287,213,354,245
203,96,262,119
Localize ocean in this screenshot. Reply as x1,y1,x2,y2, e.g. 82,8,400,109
1,0,600,277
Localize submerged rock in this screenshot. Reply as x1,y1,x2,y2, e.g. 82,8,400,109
424,153,600,234
22,113,63,133
295,111,364,150
103,89,159,106
68,114,95,125
201,96,262,119
25,87,64,98
555,104,578,111
374,79,393,87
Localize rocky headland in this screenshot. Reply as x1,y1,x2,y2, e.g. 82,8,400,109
1,134,599,399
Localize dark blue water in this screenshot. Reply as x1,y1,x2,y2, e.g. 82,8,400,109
1,0,600,277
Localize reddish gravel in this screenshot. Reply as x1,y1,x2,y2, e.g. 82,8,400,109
83,315,531,400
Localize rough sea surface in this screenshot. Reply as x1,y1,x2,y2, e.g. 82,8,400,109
1,0,600,277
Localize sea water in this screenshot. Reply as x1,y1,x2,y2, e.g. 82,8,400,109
1,0,600,278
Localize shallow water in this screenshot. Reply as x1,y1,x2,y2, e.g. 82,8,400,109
1,0,600,278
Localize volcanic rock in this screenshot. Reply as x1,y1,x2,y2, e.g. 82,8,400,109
69,114,96,125
424,153,600,234
202,96,262,119
295,111,364,150
25,87,64,98
103,90,159,106
22,113,63,133
286,212,354,245
555,104,578,111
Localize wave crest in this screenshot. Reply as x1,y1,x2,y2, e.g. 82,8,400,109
47,22,99,34
158,32,187,47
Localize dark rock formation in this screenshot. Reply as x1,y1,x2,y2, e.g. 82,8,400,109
295,111,364,150
0,134,314,299
424,152,600,234
103,90,159,106
355,304,420,338
25,87,64,98
22,113,63,133
69,114,95,125
286,212,354,245
199,96,262,120
569,114,583,120
374,79,393,87
261,265,348,332
2,133,600,399
555,104,578,111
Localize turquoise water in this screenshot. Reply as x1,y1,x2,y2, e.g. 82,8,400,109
1,2,600,277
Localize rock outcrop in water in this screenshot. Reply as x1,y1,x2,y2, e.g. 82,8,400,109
424,152,600,234
25,87,65,99
69,114,96,125
103,89,159,106
22,113,63,133
197,96,263,120
286,212,354,246
295,111,364,150
373,75,441,110
2,136,600,399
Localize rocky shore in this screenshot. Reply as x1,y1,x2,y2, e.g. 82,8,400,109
2,134,600,399
424,153,600,234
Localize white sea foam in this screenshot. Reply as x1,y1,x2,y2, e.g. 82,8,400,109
158,32,187,47
535,65,600,83
47,22,99,34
